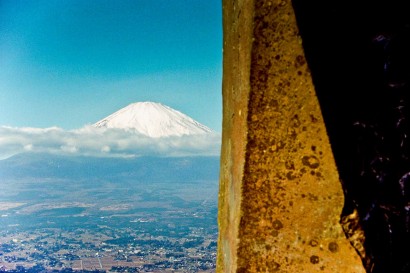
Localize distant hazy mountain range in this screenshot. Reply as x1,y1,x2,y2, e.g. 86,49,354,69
0,152,219,183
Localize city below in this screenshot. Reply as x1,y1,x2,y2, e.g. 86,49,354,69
0,201,217,273
0,154,220,273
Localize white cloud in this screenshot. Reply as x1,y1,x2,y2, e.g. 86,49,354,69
24,144,33,151
0,126,221,159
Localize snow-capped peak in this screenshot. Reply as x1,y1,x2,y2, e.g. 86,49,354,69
94,102,213,138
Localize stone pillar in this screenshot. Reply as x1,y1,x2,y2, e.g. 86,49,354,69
217,1,366,272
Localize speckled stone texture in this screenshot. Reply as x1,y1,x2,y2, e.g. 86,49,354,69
217,0,366,272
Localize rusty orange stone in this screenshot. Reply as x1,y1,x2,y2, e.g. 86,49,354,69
217,0,366,272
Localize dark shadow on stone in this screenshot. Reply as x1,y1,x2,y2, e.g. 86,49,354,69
292,1,410,272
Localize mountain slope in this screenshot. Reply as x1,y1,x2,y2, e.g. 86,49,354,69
94,102,213,138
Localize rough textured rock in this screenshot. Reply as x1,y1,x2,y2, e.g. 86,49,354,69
217,0,366,272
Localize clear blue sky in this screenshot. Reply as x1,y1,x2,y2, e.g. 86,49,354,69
0,0,222,131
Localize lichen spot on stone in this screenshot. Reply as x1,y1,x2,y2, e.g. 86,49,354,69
302,155,320,169
311,145,316,152
328,242,339,253
272,219,283,230
310,255,320,264
309,239,319,247
286,171,297,180
295,55,306,68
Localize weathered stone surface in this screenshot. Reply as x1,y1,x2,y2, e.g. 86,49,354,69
217,0,366,272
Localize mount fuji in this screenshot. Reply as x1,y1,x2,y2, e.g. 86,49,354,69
94,102,213,138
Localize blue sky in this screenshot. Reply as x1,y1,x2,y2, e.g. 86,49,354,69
0,0,222,131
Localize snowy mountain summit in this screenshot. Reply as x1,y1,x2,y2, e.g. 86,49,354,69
94,102,213,138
